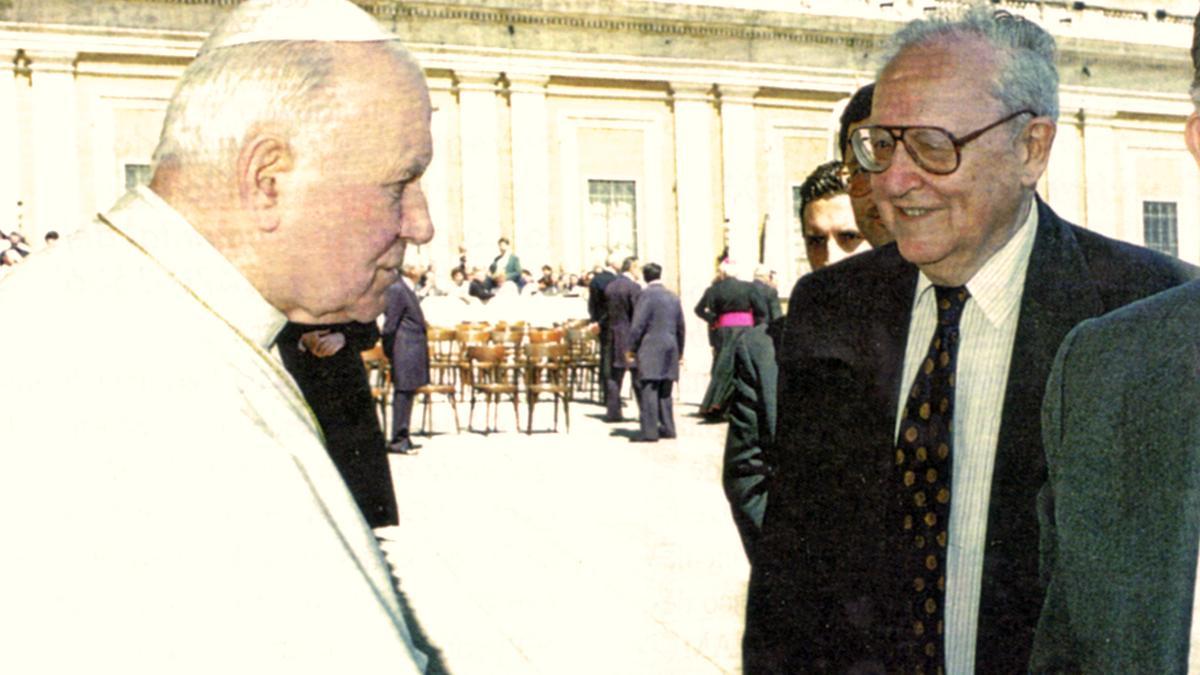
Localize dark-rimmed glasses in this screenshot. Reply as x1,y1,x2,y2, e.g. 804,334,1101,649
850,110,1034,176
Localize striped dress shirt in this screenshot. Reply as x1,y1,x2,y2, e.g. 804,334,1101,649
895,202,1038,673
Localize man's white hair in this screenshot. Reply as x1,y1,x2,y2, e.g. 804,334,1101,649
150,0,415,180
151,41,337,177
878,5,1059,122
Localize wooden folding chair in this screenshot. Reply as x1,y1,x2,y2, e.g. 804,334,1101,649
464,344,520,434
360,342,392,438
523,342,570,434
415,328,461,435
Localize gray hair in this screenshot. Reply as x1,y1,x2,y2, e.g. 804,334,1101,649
878,6,1059,121
151,41,339,177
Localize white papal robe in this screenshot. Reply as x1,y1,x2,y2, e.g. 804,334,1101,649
0,186,427,674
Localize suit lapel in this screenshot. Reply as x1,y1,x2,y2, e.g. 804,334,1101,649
975,198,1106,663
869,246,920,440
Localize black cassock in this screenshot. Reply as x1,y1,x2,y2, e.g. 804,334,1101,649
277,320,398,528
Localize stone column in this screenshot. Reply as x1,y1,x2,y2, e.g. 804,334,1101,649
718,84,760,270
0,51,20,235
1079,108,1120,239
456,70,503,266
424,75,456,278
672,82,719,403
1044,108,1086,226
26,50,81,240
507,74,552,270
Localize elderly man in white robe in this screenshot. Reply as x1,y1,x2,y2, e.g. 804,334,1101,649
0,1,435,673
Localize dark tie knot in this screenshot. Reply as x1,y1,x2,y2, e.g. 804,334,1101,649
933,285,969,328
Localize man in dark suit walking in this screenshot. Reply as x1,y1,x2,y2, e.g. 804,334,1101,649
602,256,641,422
627,263,684,443
744,8,1196,674
1030,12,1200,673
382,264,430,455
277,320,398,528
587,254,619,404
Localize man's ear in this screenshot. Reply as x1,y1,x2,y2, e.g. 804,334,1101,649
1017,116,1056,188
1185,112,1200,168
236,134,293,231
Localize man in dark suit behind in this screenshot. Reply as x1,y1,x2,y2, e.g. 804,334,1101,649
744,8,1197,674
602,256,642,422
277,320,398,528
382,264,430,455
628,262,684,443
1030,12,1200,673
587,255,619,404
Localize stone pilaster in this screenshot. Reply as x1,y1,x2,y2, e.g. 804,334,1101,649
26,50,81,240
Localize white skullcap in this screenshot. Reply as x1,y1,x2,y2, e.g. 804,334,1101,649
201,0,395,53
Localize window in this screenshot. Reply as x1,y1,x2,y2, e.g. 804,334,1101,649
586,180,637,258
1142,200,1178,257
124,163,152,191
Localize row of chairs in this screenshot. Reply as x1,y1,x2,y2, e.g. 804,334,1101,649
362,320,602,436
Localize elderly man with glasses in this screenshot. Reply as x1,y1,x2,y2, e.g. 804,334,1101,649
742,7,1195,674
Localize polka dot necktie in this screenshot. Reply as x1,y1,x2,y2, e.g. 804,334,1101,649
894,285,969,675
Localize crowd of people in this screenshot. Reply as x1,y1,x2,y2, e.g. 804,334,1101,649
6,0,1200,673
402,239,606,305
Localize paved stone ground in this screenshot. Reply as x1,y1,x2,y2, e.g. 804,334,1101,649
374,392,748,675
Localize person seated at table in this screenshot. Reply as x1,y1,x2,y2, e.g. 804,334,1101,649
448,267,471,301
519,269,539,296
538,265,560,295
468,267,494,302
491,270,519,299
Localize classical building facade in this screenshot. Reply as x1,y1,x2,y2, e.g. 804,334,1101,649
1,0,1195,377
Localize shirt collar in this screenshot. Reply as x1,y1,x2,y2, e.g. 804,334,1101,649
101,185,287,350
914,198,1038,328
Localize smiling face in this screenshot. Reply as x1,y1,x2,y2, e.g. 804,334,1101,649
870,37,1039,286
275,43,434,323
803,193,865,271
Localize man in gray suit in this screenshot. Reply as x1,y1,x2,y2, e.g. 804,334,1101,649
628,262,685,443
1030,12,1200,673
382,263,430,455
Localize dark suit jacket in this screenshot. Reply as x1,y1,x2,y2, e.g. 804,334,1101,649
381,281,430,392
1032,279,1200,673
468,278,493,302
588,269,617,324
723,325,778,562
277,320,398,528
628,282,685,381
604,274,641,369
744,198,1197,673
752,279,784,323
753,279,785,351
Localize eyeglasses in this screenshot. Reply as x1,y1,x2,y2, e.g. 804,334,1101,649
850,109,1034,176
839,164,872,198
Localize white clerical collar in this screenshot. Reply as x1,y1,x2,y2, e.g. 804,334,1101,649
100,186,287,351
